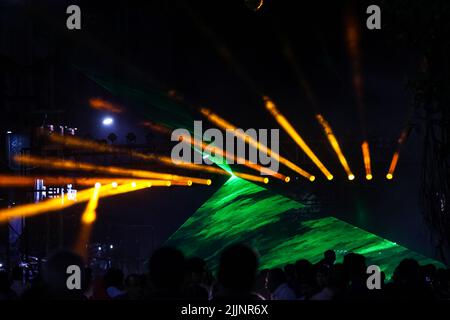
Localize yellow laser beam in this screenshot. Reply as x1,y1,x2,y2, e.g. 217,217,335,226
74,185,101,261
199,107,314,181
0,181,172,223
48,134,227,177
0,186,96,223
386,152,399,180
14,154,211,186
81,183,101,224
49,132,288,183
316,114,354,180
386,127,410,181
361,141,372,180
233,172,269,184
178,134,288,181
0,175,177,187
264,98,333,180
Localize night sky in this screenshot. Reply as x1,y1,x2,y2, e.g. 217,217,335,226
0,0,437,263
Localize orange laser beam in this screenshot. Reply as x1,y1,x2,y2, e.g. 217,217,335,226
89,98,123,113
264,98,333,180
74,185,101,261
199,108,314,181
0,181,172,224
81,183,101,225
386,127,411,180
0,175,179,188
48,134,227,177
316,114,354,180
14,154,211,186
233,172,269,184
361,141,372,180
140,121,172,135
386,151,399,180
178,134,288,181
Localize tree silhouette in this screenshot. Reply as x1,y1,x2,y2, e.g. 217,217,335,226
126,132,137,144
384,0,450,262
107,132,118,144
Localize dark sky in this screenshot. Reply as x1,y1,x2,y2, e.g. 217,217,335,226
1,0,437,261
2,0,415,148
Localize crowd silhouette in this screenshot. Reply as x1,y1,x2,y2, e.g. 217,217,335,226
0,244,449,300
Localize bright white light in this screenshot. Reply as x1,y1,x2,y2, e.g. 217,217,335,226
102,117,113,126
110,245,114,249
98,246,102,251
0,263,3,268
6,131,12,134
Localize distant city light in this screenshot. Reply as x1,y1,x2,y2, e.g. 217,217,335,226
102,117,114,126
6,131,12,134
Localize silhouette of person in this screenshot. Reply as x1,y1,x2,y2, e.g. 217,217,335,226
213,244,262,300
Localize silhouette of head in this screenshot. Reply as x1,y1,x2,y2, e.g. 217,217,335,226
42,250,85,298
104,268,124,289
218,244,258,293
324,250,336,264
328,263,346,289
148,246,186,291
393,258,420,286
284,264,295,282
295,259,314,284
343,253,366,280
265,268,287,293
